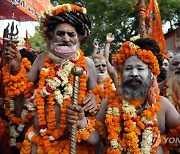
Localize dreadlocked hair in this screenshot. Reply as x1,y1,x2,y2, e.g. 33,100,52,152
133,38,163,68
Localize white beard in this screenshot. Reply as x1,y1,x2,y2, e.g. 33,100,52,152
167,72,180,100
97,71,107,80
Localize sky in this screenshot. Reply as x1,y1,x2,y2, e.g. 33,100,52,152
0,19,39,38
0,19,170,39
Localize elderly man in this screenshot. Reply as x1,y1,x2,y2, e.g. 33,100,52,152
2,3,99,154
96,38,180,154
161,54,180,114
157,57,169,83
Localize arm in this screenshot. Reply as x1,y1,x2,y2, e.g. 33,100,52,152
85,57,97,90
160,96,180,130
104,33,118,89
27,52,46,83
96,97,109,123
104,33,114,61
3,45,43,84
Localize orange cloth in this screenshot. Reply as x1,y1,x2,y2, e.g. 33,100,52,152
146,0,166,55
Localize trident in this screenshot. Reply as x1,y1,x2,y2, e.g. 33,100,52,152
3,21,19,75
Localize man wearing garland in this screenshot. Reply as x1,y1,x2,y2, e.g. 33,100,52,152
96,38,180,153
160,54,180,114
2,3,100,154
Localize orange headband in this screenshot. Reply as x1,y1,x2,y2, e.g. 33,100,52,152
117,41,160,76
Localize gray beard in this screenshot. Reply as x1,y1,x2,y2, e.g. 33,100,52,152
167,72,180,99
119,76,151,100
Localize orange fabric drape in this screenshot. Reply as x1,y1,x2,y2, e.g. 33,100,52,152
146,0,166,55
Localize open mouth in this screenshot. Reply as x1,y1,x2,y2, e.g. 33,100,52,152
129,79,141,86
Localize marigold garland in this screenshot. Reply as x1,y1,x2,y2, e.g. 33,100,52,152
76,118,95,142
21,125,96,154
2,58,34,97
116,41,160,76
105,78,161,153
21,49,96,153
161,126,180,153
2,58,35,148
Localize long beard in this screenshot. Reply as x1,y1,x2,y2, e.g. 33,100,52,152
119,76,151,100
167,71,180,99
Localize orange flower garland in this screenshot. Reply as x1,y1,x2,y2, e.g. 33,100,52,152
105,79,161,153
93,74,116,136
117,41,160,76
21,49,96,153
161,126,180,152
2,58,34,97
77,118,95,142
2,58,35,148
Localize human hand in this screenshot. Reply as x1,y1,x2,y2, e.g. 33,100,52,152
66,103,87,129
106,33,115,43
83,93,97,113
3,44,21,72
93,39,99,49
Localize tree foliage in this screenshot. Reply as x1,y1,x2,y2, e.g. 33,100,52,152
46,0,179,56
29,27,46,51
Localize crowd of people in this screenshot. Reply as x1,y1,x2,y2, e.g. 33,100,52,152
0,2,179,154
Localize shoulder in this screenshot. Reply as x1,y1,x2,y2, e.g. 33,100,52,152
31,52,47,71
85,56,96,72
33,52,46,64
85,56,94,66
159,96,170,107
159,95,176,112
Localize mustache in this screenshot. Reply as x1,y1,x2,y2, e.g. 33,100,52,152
123,77,142,84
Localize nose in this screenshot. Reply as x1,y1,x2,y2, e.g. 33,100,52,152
63,33,70,42
99,65,104,70
130,69,138,77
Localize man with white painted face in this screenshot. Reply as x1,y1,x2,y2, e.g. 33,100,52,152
96,38,180,154
157,58,169,82
2,3,100,153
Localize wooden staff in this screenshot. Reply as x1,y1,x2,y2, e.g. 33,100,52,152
137,0,147,38
70,66,84,154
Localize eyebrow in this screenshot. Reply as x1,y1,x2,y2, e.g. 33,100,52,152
56,29,76,33
125,64,144,67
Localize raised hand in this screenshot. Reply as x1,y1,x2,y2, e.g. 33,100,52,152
93,39,99,49
3,44,21,72
106,33,115,43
